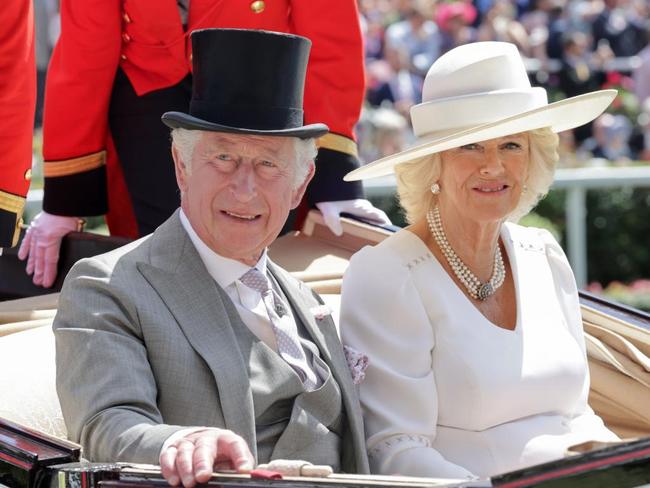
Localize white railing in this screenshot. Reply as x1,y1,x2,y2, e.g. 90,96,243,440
363,165,650,288
523,55,641,75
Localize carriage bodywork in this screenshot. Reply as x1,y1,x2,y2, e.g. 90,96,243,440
1,212,649,487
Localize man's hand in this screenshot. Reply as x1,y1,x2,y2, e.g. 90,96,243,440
316,199,392,236
160,428,254,487
17,211,81,287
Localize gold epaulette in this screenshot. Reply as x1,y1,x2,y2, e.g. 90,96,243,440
0,190,26,247
316,133,358,158
43,151,106,177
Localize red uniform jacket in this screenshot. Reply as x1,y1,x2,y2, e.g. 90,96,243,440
0,0,36,247
42,0,365,236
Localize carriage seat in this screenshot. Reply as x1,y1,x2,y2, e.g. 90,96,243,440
0,322,67,439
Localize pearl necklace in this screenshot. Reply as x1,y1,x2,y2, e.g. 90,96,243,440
426,206,506,301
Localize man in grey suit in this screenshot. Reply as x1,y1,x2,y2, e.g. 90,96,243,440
53,28,369,488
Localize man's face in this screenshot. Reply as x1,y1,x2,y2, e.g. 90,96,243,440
174,132,313,265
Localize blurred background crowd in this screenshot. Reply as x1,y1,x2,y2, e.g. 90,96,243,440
356,0,650,166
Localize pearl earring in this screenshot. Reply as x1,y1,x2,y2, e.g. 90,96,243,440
522,184,528,195
430,182,441,195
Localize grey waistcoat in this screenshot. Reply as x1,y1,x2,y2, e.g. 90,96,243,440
219,285,345,469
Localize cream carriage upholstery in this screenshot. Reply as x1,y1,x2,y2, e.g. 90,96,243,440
1,212,649,444
0,294,66,438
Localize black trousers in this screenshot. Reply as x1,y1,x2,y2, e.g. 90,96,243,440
108,69,192,236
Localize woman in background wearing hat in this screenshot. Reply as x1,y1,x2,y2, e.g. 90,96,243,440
340,42,619,480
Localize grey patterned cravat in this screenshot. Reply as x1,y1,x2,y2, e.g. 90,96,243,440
240,268,318,390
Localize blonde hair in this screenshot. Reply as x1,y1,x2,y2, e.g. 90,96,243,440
395,153,442,225
395,127,559,224
170,128,316,189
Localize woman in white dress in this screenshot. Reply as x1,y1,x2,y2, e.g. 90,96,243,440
340,42,620,480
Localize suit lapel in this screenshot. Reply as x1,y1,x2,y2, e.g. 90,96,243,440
268,261,368,472
136,213,257,458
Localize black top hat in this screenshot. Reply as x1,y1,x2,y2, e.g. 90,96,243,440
161,28,329,139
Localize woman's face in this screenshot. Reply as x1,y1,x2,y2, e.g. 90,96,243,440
437,133,529,224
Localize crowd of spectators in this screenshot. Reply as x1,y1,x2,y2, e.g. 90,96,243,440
357,0,650,166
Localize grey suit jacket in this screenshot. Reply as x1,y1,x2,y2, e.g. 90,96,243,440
53,211,369,473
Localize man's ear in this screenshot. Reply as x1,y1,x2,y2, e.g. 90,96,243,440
172,145,188,193
290,162,315,209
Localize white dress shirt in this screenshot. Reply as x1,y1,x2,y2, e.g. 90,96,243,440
341,223,619,479
180,210,289,352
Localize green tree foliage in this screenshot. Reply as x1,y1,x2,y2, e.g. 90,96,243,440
531,187,650,285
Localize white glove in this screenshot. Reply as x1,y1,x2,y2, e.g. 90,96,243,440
315,199,391,236
18,211,81,288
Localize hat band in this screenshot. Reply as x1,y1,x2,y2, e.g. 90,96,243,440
189,100,305,130
410,89,547,138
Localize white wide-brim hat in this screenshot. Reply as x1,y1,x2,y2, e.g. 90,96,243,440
345,42,616,181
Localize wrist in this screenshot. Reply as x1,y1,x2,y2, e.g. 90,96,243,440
39,211,86,232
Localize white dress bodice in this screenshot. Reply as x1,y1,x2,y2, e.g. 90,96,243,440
340,223,618,479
